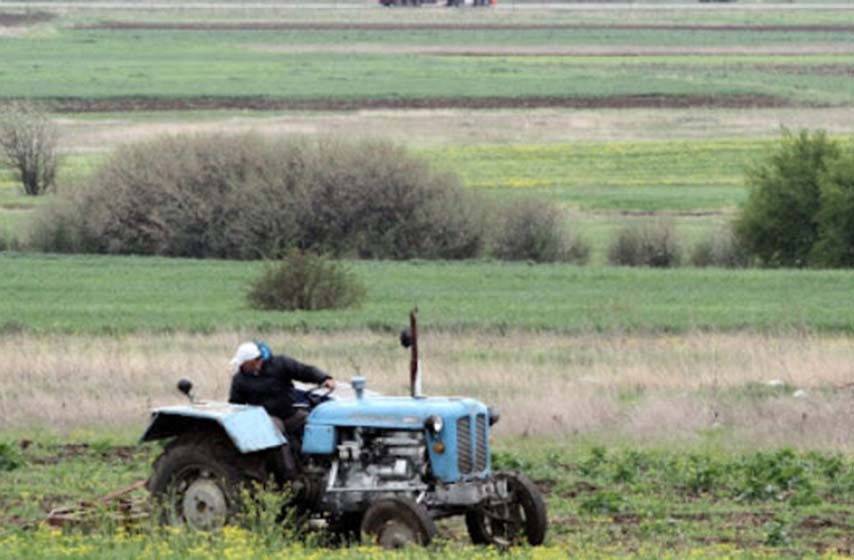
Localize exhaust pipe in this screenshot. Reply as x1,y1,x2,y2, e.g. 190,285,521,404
401,309,422,398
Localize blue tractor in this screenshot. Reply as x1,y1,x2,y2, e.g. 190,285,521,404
141,313,546,548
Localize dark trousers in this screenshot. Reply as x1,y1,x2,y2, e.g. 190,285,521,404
270,410,309,481
270,409,309,445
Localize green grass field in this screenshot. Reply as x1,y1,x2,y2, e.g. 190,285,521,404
2,253,854,334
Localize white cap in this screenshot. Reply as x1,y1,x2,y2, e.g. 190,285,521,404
230,342,261,374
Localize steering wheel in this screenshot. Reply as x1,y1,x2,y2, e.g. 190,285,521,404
304,384,334,407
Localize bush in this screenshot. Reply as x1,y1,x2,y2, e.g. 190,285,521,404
490,198,590,263
689,226,751,268
33,134,485,260
607,220,682,268
810,151,854,267
0,102,58,196
247,251,366,311
735,129,839,268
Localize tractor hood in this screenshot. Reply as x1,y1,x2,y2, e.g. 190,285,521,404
308,395,489,430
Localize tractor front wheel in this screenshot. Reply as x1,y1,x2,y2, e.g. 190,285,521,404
465,471,547,547
148,439,244,531
360,497,435,549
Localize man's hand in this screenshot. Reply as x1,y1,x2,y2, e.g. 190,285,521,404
322,378,336,391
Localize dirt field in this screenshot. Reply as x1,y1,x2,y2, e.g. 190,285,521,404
45,94,796,114
247,44,854,56
78,21,854,32
0,11,54,26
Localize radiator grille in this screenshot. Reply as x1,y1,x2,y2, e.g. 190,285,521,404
475,413,488,471
456,416,472,474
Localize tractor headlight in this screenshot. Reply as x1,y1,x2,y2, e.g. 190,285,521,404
425,415,444,435
488,407,501,426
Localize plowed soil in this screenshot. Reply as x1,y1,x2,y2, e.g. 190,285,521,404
81,21,854,32
0,11,54,26
46,94,796,113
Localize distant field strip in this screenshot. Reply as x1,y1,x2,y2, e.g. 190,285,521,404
4,25,854,105
75,21,854,31
3,254,854,334
422,139,766,210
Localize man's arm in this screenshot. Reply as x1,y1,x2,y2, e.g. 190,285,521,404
277,355,331,385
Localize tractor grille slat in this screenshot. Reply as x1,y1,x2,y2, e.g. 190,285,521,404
457,416,472,474
475,413,488,471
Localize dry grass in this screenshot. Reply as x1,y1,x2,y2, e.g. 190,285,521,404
55,107,854,155
2,331,854,449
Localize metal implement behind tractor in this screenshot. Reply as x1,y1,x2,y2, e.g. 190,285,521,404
140,311,546,548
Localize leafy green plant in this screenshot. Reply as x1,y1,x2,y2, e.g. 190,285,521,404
579,446,609,478
579,490,625,515
764,514,792,547
0,441,24,472
681,455,725,496
247,251,366,312
491,450,533,471
735,449,817,504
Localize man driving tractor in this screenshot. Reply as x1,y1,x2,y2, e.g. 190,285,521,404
228,341,336,477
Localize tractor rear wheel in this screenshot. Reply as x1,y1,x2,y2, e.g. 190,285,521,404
148,437,245,531
360,497,435,549
465,471,547,547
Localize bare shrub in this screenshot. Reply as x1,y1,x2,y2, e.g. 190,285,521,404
32,133,485,259
491,197,590,263
0,102,58,196
247,251,366,311
607,219,682,268
690,226,751,268
292,137,485,259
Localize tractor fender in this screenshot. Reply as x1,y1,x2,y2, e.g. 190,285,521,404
140,402,286,454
